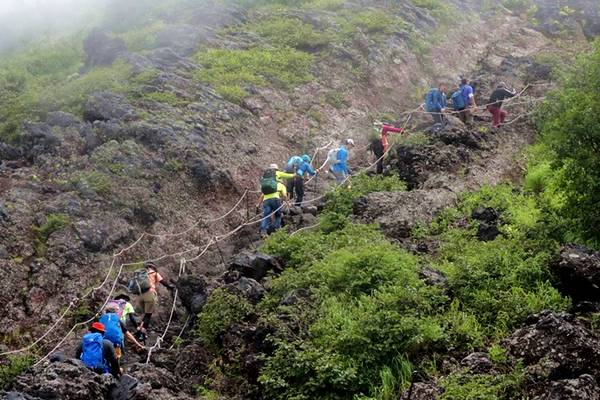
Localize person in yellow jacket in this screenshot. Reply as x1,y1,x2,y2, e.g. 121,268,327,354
257,164,290,237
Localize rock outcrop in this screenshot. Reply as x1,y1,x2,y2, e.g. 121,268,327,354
551,244,600,302
353,189,457,239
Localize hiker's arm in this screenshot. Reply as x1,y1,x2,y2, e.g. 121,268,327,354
125,331,144,350
103,341,121,378
383,125,403,134
276,171,294,180
305,164,317,176
160,279,175,291
256,194,264,210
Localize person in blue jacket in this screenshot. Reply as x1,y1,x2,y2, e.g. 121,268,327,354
293,154,318,206
425,83,448,125
329,139,355,185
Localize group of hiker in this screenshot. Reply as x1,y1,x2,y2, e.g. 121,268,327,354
75,77,522,379
425,78,517,128
77,262,174,378
257,138,355,236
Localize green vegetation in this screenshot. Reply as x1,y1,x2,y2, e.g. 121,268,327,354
439,366,525,400
194,47,313,103
70,171,112,195
33,214,70,256
113,20,166,52
249,177,568,399
534,41,600,246
0,355,34,390
195,288,253,350
247,16,334,50
143,91,188,106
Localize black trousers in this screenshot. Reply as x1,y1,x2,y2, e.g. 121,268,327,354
291,176,304,206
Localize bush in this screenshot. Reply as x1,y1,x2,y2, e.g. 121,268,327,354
33,214,70,256
70,170,112,195
440,367,525,400
0,355,34,390
194,47,314,102
248,16,333,50
535,41,600,244
324,173,407,216
195,288,253,349
113,20,166,52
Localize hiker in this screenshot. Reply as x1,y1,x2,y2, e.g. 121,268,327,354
487,82,516,128
100,305,145,360
107,294,137,329
286,154,318,206
76,322,121,378
258,163,288,237
325,139,355,185
130,262,176,342
371,123,404,174
425,83,448,125
453,78,477,124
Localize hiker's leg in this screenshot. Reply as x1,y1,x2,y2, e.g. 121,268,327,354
260,201,271,233
273,200,283,230
376,157,384,174
499,108,507,125
295,176,304,206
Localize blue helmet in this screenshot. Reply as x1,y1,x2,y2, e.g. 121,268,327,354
301,154,311,163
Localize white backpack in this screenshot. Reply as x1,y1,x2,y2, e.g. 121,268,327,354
326,148,340,165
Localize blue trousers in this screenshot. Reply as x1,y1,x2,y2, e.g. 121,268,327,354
261,198,282,233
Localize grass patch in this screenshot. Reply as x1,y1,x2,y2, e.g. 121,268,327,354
33,214,70,256
0,355,35,390
194,47,313,102
247,16,334,51
143,91,188,106
70,170,111,195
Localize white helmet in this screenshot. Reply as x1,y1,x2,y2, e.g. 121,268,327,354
346,138,355,146
269,163,279,170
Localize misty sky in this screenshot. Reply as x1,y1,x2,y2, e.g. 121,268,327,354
0,0,108,52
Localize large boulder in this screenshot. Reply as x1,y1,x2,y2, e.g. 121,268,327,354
229,252,281,281
504,311,600,394
225,277,266,304
83,30,127,70
534,374,600,400
176,274,208,314
353,189,457,239
551,244,600,302
83,92,137,123
19,122,60,161
400,382,443,400
9,358,114,399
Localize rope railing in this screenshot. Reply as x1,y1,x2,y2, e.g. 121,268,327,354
3,83,543,366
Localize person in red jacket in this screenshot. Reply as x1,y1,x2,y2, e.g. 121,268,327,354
371,122,404,174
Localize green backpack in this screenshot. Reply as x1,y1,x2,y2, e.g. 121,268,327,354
260,169,278,195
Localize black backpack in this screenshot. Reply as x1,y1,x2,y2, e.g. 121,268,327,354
260,169,278,195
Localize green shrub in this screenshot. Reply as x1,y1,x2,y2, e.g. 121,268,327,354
324,89,349,109
114,20,166,52
195,288,253,349
440,367,525,400
70,171,111,195
248,16,333,50
0,355,34,390
194,47,313,101
324,173,407,216
33,214,70,256
143,91,188,106
535,41,600,244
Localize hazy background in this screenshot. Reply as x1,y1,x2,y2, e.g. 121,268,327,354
0,0,109,53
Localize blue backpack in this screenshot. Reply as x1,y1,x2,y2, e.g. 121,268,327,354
99,313,124,348
80,332,108,372
451,90,466,110
425,89,438,112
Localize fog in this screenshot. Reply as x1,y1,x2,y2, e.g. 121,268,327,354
0,0,109,53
